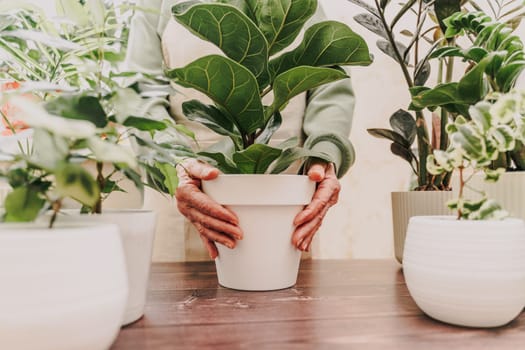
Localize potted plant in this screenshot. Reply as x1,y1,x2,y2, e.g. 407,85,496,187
411,8,525,225
350,0,525,262
403,91,525,327
0,0,186,325
0,93,129,349
166,0,372,290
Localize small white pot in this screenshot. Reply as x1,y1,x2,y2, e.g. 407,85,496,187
203,174,315,291
404,216,525,327
391,191,453,264
0,222,128,350
51,210,157,325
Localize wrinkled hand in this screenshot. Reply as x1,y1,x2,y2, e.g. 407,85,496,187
292,162,341,252
175,159,243,259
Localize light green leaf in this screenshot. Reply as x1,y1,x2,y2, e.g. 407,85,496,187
172,2,270,87
45,94,107,128
86,0,105,30
3,187,46,222
56,0,90,27
248,0,317,56
10,97,97,139
255,111,282,144
232,144,282,174
270,21,372,77
123,117,168,131
198,151,239,174
167,55,265,134
271,66,347,116
54,163,100,207
155,162,178,196
87,137,138,168
0,30,82,51
31,129,69,170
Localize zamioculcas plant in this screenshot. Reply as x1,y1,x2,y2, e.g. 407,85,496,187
166,0,372,175
427,90,525,220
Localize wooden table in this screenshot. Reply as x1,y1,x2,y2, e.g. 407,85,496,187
111,260,525,349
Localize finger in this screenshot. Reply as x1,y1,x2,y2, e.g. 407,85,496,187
199,234,219,260
294,171,340,226
307,162,328,182
180,201,243,240
292,193,334,248
193,221,236,249
179,159,219,181
176,184,239,225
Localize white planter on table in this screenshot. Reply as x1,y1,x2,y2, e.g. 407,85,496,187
51,209,157,325
403,216,525,327
203,174,315,291
0,222,128,350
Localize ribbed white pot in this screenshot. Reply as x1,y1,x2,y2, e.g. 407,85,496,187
391,191,453,264
202,174,315,291
50,210,157,325
404,216,525,327
458,172,525,220
0,222,128,350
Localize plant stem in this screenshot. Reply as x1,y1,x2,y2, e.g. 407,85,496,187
457,166,464,219
415,110,431,188
49,199,62,229
94,161,104,214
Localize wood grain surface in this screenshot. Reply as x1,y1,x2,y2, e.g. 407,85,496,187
111,260,525,350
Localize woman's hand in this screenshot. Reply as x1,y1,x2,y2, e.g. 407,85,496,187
292,162,341,252
175,159,243,259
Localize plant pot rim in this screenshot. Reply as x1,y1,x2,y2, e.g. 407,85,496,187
56,208,154,215
391,190,452,195
0,221,118,232
409,215,524,226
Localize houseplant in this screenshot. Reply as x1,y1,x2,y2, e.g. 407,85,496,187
349,0,525,262
167,0,372,290
403,91,525,327
0,0,187,324
0,95,129,350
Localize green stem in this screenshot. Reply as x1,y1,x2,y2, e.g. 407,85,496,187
94,162,104,214
49,199,62,229
374,0,414,87
457,166,464,220
415,110,431,188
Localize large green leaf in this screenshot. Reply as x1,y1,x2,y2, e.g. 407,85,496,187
270,21,372,77
247,0,317,56
172,2,269,87
123,117,167,131
389,109,416,145
54,163,100,207
155,162,179,196
232,144,282,173
271,66,348,116
45,94,107,128
167,55,265,135
410,83,475,110
3,187,46,222
182,100,243,149
457,54,491,101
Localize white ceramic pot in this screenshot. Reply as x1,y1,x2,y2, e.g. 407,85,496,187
404,216,525,327
51,210,157,325
391,191,453,264
0,222,128,350
202,174,315,291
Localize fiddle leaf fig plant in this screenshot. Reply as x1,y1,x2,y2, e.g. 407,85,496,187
427,90,525,220
166,0,372,175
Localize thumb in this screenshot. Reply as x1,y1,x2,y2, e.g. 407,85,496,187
181,159,220,180
307,162,328,182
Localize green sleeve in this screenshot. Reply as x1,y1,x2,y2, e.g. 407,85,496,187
124,0,172,122
302,72,356,178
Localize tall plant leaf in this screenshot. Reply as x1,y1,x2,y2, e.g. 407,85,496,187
3,187,46,222
248,0,317,56
270,21,372,77
270,66,348,117
172,2,270,88
54,162,100,207
167,55,265,134
44,94,107,128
